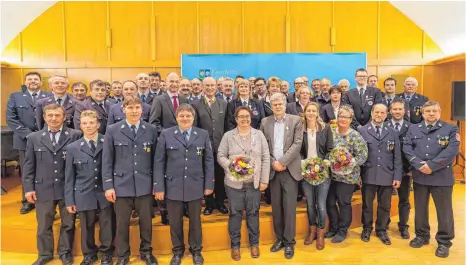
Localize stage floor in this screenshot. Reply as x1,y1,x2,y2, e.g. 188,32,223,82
1,179,464,265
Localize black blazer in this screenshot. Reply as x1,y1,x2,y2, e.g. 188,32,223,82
342,87,383,126
286,101,304,116
227,98,265,131
261,98,274,117
149,93,189,132
300,123,334,160
397,93,429,124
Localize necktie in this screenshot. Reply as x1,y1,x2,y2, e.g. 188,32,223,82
131,125,137,137
141,95,146,103
117,98,122,103
173,96,178,111
49,130,60,145
427,124,433,130
226,97,230,103
32,92,37,103
406,95,411,102
98,103,107,114
242,101,247,106
360,88,365,102
376,126,381,138
182,131,188,143
395,122,400,131
57,98,62,105
89,140,96,153
387,98,392,106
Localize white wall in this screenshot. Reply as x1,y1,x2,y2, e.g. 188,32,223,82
1,1,465,56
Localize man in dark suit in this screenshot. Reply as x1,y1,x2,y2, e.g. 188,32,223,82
6,71,51,214
261,77,281,117
310,78,321,96
102,96,158,265
342,68,383,127
137,73,156,105
36,75,75,129
368,75,379,88
154,104,214,265
110,81,124,103
384,98,412,239
285,77,305,103
403,101,459,258
358,104,402,245
149,71,164,97
189,78,203,103
315,78,331,106
64,110,114,265
108,80,151,126
216,77,235,103
260,93,303,259
285,86,312,117
74,79,115,135
252,77,267,100
397,77,429,124
149,72,189,132
71,82,88,102
381,78,409,122
23,104,82,265
192,77,229,215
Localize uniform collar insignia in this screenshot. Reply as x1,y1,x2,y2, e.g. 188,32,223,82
121,124,125,128
23,94,27,96
64,131,69,135
438,122,442,127
174,130,178,134
193,131,197,135
80,141,85,146
48,98,52,102
91,102,95,105
100,138,104,142
418,124,422,127
42,132,46,136
142,124,146,129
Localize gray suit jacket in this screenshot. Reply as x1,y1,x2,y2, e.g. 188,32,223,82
193,98,228,152
23,127,82,201
65,134,110,211
217,128,270,189
260,114,304,181
149,93,189,132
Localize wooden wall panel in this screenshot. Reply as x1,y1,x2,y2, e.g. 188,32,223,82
243,2,287,53
289,2,332,53
108,1,152,63
198,2,242,54
334,1,378,58
22,68,67,91
67,68,110,86
378,65,423,94
111,68,153,83
154,2,198,60
64,1,107,63
1,69,23,125
21,3,64,65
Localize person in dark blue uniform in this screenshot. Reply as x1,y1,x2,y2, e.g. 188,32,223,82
227,79,265,131
403,101,459,258
154,104,214,265
64,110,114,265
358,103,402,245
23,104,82,265
397,77,429,124
102,96,158,265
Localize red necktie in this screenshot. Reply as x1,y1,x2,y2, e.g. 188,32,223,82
173,96,178,111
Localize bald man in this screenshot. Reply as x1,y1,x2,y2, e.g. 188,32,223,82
136,73,156,105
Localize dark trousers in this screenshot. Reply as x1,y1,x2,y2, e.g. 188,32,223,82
270,170,298,246
326,181,355,237
36,199,76,258
79,206,114,257
166,198,202,255
205,160,226,208
301,178,331,229
225,183,261,249
413,182,454,247
114,195,153,258
361,184,392,233
18,150,27,202
397,175,412,230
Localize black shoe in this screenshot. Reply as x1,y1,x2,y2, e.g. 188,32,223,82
60,253,73,265
361,229,371,242
217,205,229,214
203,207,214,215
32,257,53,265
131,210,139,219
192,253,204,265
265,198,271,205
324,231,336,238
141,254,158,265
435,245,450,258
161,211,169,225
101,254,113,265
392,189,397,196
331,234,346,243
20,202,35,214
376,232,391,245
270,240,284,252
400,229,410,239
170,255,183,265
80,255,98,265
297,195,303,202
284,246,294,259
115,257,129,265
183,210,189,218
410,237,430,248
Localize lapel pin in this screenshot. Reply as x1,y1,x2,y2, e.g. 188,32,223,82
101,138,104,142
286,126,289,131
121,124,125,128
65,131,69,135
92,102,95,105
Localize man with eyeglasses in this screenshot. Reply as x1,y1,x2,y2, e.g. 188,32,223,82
342,68,383,127
179,78,193,98
286,77,305,103
74,80,116,134
253,77,267,100
397,77,429,124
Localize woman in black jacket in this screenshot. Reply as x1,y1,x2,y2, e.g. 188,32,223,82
227,79,265,131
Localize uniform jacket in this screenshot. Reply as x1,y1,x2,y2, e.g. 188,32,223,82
397,93,429,124
74,97,115,134
35,93,75,129
342,87,383,126
384,120,412,175
227,98,265,131
107,102,151,126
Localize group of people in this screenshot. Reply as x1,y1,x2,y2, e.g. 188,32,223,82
5,68,459,265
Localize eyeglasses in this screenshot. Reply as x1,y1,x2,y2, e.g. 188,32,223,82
236,115,250,119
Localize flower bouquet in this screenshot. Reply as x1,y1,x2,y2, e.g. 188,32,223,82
228,155,255,182
301,157,330,185
329,119,338,129
329,146,355,175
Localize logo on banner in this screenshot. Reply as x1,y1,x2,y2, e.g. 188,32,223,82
199,69,212,80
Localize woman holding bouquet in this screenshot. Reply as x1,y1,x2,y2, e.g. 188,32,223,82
217,106,270,261
300,102,334,250
326,105,368,243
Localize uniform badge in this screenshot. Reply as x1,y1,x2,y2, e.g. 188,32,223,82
143,142,151,152
368,101,373,106
386,140,395,151
196,147,204,156
414,106,422,116
62,151,67,160
252,109,258,116
437,135,450,146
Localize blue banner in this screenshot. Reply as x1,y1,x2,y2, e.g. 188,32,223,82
181,53,367,92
